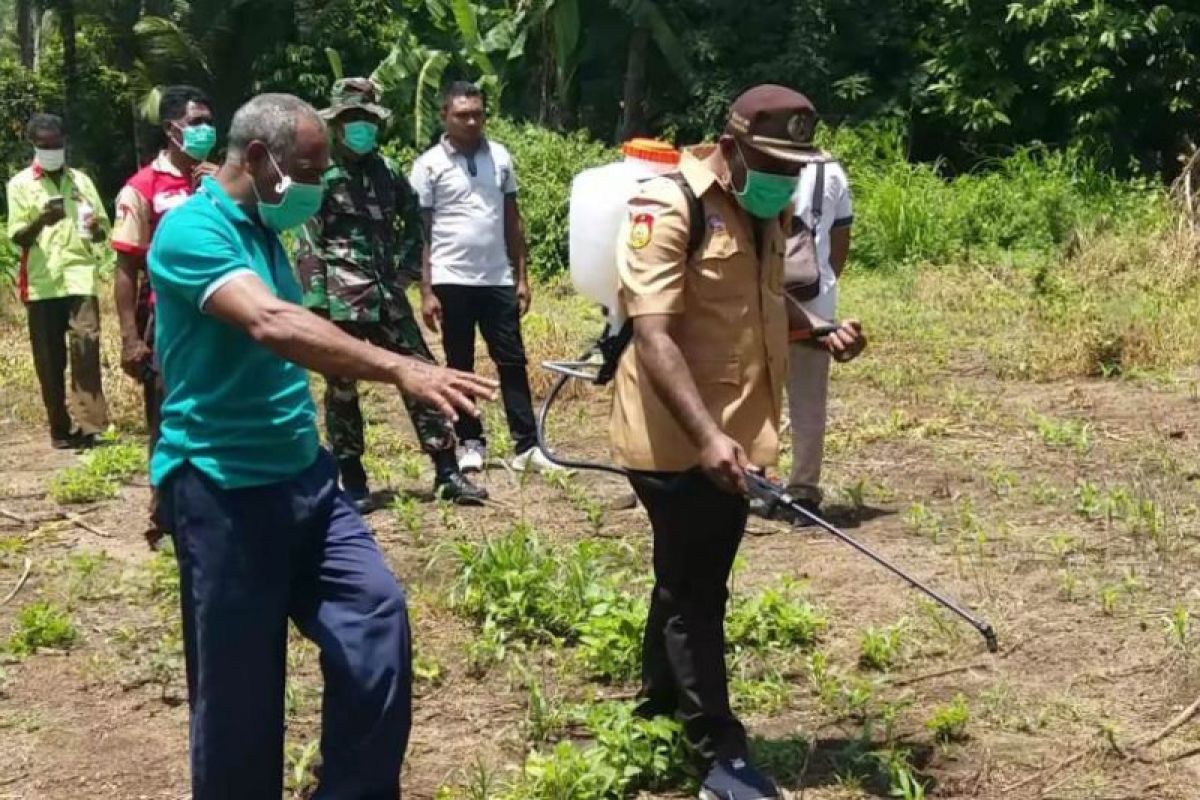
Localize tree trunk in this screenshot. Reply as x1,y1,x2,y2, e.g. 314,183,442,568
17,0,35,68
619,24,649,142
59,0,78,139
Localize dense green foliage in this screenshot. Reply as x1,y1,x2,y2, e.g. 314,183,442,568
1,0,1197,210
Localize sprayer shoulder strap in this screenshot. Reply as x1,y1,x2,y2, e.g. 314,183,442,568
665,172,706,261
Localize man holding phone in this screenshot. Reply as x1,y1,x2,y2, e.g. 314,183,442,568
6,113,110,449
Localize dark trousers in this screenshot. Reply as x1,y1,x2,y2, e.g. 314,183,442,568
138,303,164,453
325,297,455,460
434,284,537,455
26,295,109,440
157,450,412,800
630,469,749,764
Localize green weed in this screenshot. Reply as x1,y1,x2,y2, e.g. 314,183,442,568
1058,569,1080,601
285,739,320,796
1099,584,1120,616
1165,604,1191,650
732,670,791,716
502,703,687,799
859,624,906,671
49,441,148,504
985,465,1019,497
926,694,970,742
903,503,943,542
1030,478,1062,505
1033,414,1093,453
577,594,647,683
390,495,424,539
727,580,827,651
881,748,928,800
6,600,78,656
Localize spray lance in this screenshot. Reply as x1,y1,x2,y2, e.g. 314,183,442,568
535,324,998,654
550,141,998,653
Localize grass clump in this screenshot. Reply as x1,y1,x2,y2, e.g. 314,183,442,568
6,600,79,656
858,624,905,671
49,441,148,504
926,694,970,742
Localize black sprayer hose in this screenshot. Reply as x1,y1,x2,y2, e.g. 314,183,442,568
534,355,998,654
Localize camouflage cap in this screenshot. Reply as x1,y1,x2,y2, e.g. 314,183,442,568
320,77,391,121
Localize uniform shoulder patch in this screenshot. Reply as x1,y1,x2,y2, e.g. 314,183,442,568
629,213,655,250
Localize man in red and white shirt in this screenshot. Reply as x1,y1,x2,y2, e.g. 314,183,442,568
111,85,217,447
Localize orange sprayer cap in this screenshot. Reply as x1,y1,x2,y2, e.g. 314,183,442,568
622,138,681,166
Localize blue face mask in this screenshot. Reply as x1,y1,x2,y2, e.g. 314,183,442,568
174,122,217,161
342,121,379,155
254,150,324,232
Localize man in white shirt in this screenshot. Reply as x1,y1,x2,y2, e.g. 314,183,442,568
411,82,558,473
784,158,865,515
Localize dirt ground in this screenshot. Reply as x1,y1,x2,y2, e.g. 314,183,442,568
3,291,1200,799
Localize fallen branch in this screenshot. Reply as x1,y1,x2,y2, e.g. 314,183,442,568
61,511,112,538
1,557,32,605
0,507,30,525
1130,694,1200,752
892,662,988,687
1001,750,1090,795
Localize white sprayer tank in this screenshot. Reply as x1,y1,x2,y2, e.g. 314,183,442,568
569,139,681,329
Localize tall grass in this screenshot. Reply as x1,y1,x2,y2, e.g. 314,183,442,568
820,122,1165,269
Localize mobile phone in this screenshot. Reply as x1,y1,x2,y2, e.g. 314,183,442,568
45,196,65,211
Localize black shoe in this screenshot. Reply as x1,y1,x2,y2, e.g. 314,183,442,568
749,493,819,527
434,471,488,506
699,758,780,800
51,435,75,450
72,433,99,451
337,456,373,511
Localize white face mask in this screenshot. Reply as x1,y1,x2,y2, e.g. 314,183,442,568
35,148,65,171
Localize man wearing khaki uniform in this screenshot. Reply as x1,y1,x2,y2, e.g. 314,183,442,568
611,85,821,800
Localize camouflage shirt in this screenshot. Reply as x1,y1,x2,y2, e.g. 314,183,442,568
297,152,423,322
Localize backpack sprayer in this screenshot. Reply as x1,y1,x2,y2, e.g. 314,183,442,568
540,141,999,654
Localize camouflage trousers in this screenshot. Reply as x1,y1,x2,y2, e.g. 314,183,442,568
324,297,456,459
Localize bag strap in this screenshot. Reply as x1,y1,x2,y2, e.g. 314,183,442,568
666,172,705,260
811,160,825,224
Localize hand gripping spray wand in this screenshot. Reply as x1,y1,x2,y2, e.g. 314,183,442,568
535,331,998,654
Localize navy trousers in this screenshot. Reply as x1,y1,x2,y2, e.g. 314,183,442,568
157,449,412,800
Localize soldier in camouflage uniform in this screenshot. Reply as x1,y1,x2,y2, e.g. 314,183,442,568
298,78,487,508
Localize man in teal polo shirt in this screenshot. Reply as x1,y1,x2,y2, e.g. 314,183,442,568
149,93,495,800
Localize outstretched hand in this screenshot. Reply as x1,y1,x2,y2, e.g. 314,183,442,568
394,358,497,422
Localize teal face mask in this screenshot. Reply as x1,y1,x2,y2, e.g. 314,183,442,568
255,151,324,232
342,121,379,155
175,123,217,161
732,143,799,219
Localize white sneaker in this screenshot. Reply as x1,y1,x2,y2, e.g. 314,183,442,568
458,440,486,473
511,447,564,473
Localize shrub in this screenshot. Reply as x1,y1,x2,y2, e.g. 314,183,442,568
486,118,618,280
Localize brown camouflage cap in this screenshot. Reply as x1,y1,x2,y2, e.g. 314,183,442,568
320,77,391,121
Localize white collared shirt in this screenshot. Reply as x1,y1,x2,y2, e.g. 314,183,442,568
409,136,519,286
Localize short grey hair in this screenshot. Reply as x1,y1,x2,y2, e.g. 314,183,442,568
227,93,325,162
